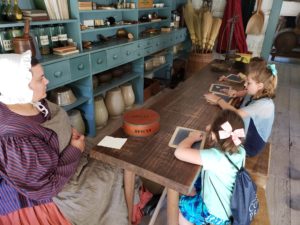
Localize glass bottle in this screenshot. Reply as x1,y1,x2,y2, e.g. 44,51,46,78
2,0,10,21
10,0,22,21
47,25,59,52
38,26,50,55
0,0,7,21
0,28,5,53
57,24,68,47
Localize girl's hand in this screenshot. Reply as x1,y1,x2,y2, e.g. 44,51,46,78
205,124,211,132
204,93,220,105
227,89,237,97
188,130,203,142
218,75,227,82
186,188,197,196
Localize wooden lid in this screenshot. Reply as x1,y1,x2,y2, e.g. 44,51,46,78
123,108,160,125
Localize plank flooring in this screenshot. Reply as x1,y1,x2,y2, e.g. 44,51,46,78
86,61,300,225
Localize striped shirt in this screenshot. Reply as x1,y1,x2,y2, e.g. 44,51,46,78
0,101,81,215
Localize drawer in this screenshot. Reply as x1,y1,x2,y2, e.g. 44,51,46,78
44,60,71,89
107,47,123,67
152,37,162,52
144,46,153,56
70,55,90,80
122,43,138,62
91,51,107,74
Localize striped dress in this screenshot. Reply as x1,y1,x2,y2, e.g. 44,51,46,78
0,101,81,224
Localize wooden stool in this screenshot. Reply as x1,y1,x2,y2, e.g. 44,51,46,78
245,143,272,189
251,187,270,225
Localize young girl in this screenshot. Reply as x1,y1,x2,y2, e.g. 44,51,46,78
174,110,246,225
204,60,277,156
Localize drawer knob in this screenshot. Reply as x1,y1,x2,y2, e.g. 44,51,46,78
126,50,130,55
97,59,103,64
113,55,118,59
77,63,84,70
54,71,62,78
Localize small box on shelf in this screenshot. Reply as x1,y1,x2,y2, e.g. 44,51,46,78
138,0,154,8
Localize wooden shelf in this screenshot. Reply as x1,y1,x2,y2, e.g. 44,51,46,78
62,96,90,111
93,72,140,97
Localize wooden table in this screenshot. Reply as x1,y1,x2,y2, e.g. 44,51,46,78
90,65,242,225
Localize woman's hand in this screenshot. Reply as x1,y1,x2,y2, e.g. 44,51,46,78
72,127,81,140
204,93,220,105
71,128,85,152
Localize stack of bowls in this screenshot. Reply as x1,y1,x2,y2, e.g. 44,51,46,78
49,86,77,106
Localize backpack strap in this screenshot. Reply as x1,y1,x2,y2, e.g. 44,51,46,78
208,176,230,220
224,153,241,171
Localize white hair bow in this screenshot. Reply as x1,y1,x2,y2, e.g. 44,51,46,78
218,121,245,146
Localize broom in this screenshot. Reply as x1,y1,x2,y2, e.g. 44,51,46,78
206,17,222,52
183,0,196,49
201,8,213,52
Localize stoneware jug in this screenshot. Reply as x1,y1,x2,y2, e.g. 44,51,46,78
105,87,125,118
94,96,108,128
120,83,135,110
68,109,85,135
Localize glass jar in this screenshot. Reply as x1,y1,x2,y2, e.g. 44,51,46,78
7,27,22,38
0,0,7,21
38,26,50,55
47,25,59,52
0,28,5,53
57,24,68,47
1,29,13,53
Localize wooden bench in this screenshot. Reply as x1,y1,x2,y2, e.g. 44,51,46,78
245,143,272,189
251,187,270,225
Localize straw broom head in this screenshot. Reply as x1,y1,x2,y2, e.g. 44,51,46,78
195,9,203,46
207,17,222,51
183,3,196,44
201,9,213,50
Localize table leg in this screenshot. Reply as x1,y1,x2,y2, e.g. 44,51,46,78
167,188,179,225
124,170,135,225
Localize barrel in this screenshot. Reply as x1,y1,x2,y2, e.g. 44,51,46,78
274,28,298,53
186,53,213,76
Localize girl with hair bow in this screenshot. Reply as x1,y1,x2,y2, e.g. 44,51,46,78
174,110,246,225
205,59,277,157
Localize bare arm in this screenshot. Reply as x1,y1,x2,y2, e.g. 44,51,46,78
174,131,203,165
204,93,248,118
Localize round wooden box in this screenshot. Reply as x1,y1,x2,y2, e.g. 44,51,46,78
123,108,160,137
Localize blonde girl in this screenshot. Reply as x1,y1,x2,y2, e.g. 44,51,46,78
205,61,277,156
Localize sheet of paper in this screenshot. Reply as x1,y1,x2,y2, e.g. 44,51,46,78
97,136,127,149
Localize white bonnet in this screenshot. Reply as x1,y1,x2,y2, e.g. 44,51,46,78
0,50,34,104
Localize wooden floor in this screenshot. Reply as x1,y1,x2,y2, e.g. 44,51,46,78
86,61,300,225
267,62,300,225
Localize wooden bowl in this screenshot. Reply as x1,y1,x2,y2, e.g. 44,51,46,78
98,72,112,83
123,108,160,137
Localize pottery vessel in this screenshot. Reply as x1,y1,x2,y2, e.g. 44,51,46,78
94,96,109,128
120,83,135,110
68,109,85,134
105,87,125,118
